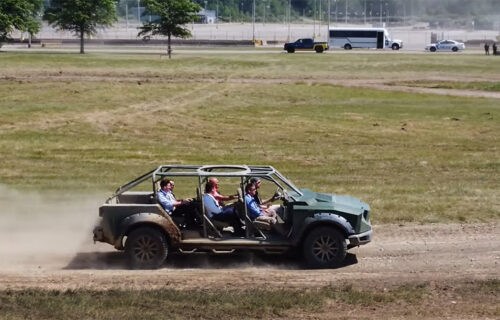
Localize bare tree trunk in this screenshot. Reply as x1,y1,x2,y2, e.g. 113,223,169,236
80,29,85,54
167,33,172,59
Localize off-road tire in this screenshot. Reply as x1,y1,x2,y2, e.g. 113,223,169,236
315,46,324,53
303,226,347,269
125,227,168,269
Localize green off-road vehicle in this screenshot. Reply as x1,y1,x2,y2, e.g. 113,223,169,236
93,165,372,269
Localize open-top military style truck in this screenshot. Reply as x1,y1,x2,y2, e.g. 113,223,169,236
93,165,372,269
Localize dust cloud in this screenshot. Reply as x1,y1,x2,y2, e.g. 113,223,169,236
0,185,109,271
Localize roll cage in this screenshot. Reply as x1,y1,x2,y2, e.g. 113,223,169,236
105,165,303,239
107,165,302,203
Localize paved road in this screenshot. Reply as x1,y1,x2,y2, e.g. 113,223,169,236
1,43,484,55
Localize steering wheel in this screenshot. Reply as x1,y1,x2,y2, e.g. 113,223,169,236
272,189,284,201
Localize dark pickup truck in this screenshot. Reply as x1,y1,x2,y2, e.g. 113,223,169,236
284,38,329,53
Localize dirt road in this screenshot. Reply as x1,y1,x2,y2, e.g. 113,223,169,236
0,187,497,290
1,220,498,291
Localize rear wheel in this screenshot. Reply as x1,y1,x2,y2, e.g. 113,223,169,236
315,46,324,53
125,227,168,269
344,44,352,50
303,227,347,268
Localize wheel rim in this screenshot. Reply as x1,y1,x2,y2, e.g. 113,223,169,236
311,235,338,262
133,235,160,262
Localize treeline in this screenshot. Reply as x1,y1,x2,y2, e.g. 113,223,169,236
117,0,500,24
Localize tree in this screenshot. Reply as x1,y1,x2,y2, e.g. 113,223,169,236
0,0,42,46
43,0,118,54
138,0,201,59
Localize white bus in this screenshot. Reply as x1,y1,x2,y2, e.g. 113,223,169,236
329,27,403,50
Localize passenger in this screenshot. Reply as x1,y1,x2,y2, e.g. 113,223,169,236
203,179,244,236
204,177,238,206
157,178,197,225
244,183,277,225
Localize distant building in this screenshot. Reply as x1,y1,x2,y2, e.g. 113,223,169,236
196,9,216,24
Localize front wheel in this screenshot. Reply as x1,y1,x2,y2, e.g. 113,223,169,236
344,44,352,50
287,47,295,53
303,227,347,268
315,46,324,53
125,227,168,269
452,47,458,52
392,43,400,50
430,47,436,52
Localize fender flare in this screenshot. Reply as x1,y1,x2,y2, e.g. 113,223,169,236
115,212,181,249
293,212,354,246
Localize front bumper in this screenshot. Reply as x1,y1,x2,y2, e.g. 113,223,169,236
348,229,372,247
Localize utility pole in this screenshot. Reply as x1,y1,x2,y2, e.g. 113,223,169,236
379,0,382,26
326,0,332,41
335,0,337,22
327,0,331,41
345,0,348,24
313,0,316,38
319,0,322,37
364,0,366,25
263,0,266,26
252,0,255,42
125,1,129,30
137,0,141,23
287,0,291,41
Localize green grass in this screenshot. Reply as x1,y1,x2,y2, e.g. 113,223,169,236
2,51,500,80
0,281,498,319
0,52,499,223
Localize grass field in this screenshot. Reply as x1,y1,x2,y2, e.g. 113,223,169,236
0,280,498,319
0,52,499,224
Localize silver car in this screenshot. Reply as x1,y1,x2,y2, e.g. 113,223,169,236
425,40,465,52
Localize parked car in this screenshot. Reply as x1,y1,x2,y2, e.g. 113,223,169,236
425,40,465,52
93,165,372,269
283,38,329,53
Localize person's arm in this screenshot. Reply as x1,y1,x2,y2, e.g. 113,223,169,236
260,191,281,206
214,191,238,202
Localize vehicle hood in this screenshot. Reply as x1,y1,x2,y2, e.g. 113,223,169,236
292,189,370,215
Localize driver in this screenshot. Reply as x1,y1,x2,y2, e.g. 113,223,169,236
244,183,277,224
248,177,282,216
